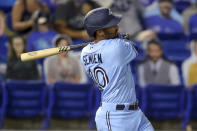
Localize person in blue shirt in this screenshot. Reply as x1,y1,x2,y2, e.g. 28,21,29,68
27,11,57,51
145,0,183,34
144,0,183,23
81,8,154,131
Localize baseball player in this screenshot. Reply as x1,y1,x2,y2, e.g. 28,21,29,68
80,7,154,131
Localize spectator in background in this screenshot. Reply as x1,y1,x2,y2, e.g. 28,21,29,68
27,11,57,51
55,0,99,41
182,39,197,87
145,0,183,34
110,0,144,38
12,0,49,35
6,35,39,80
144,0,182,23
183,0,197,34
138,39,180,87
44,34,87,84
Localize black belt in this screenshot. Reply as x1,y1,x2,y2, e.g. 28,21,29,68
100,102,139,110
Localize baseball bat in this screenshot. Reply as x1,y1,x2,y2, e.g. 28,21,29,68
21,43,88,62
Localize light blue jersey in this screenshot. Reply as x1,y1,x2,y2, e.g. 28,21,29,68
81,38,154,131
81,38,138,104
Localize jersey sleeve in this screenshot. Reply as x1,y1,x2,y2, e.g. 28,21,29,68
116,39,138,65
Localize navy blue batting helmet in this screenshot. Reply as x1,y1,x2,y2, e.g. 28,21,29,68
83,7,122,37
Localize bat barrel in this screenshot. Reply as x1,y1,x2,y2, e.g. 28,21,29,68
20,43,89,62
21,47,60,62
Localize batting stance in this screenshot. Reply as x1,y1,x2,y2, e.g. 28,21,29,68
81,8,154,131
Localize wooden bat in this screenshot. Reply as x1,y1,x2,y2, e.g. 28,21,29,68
21,43,88,62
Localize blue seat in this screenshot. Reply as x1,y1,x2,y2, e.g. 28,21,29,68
158,33,186,41
190,85,197,119
0,0,16,12
162,40,187,50
143,84,185,120
5,80,47,128
189,33,197,40
0,83,7,129
185,85,197,123
44,82,93,129
162,40,191,60
174,1,191,14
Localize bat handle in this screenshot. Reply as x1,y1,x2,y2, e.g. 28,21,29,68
69,43,89,50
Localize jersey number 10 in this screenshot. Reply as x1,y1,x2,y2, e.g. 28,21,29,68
88,67,109,90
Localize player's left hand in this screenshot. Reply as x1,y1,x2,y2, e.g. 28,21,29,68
118,33,130,40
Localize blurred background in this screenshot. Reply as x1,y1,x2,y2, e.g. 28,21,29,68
0,0,197,130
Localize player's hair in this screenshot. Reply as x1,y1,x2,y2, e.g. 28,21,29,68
8,35,27,59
